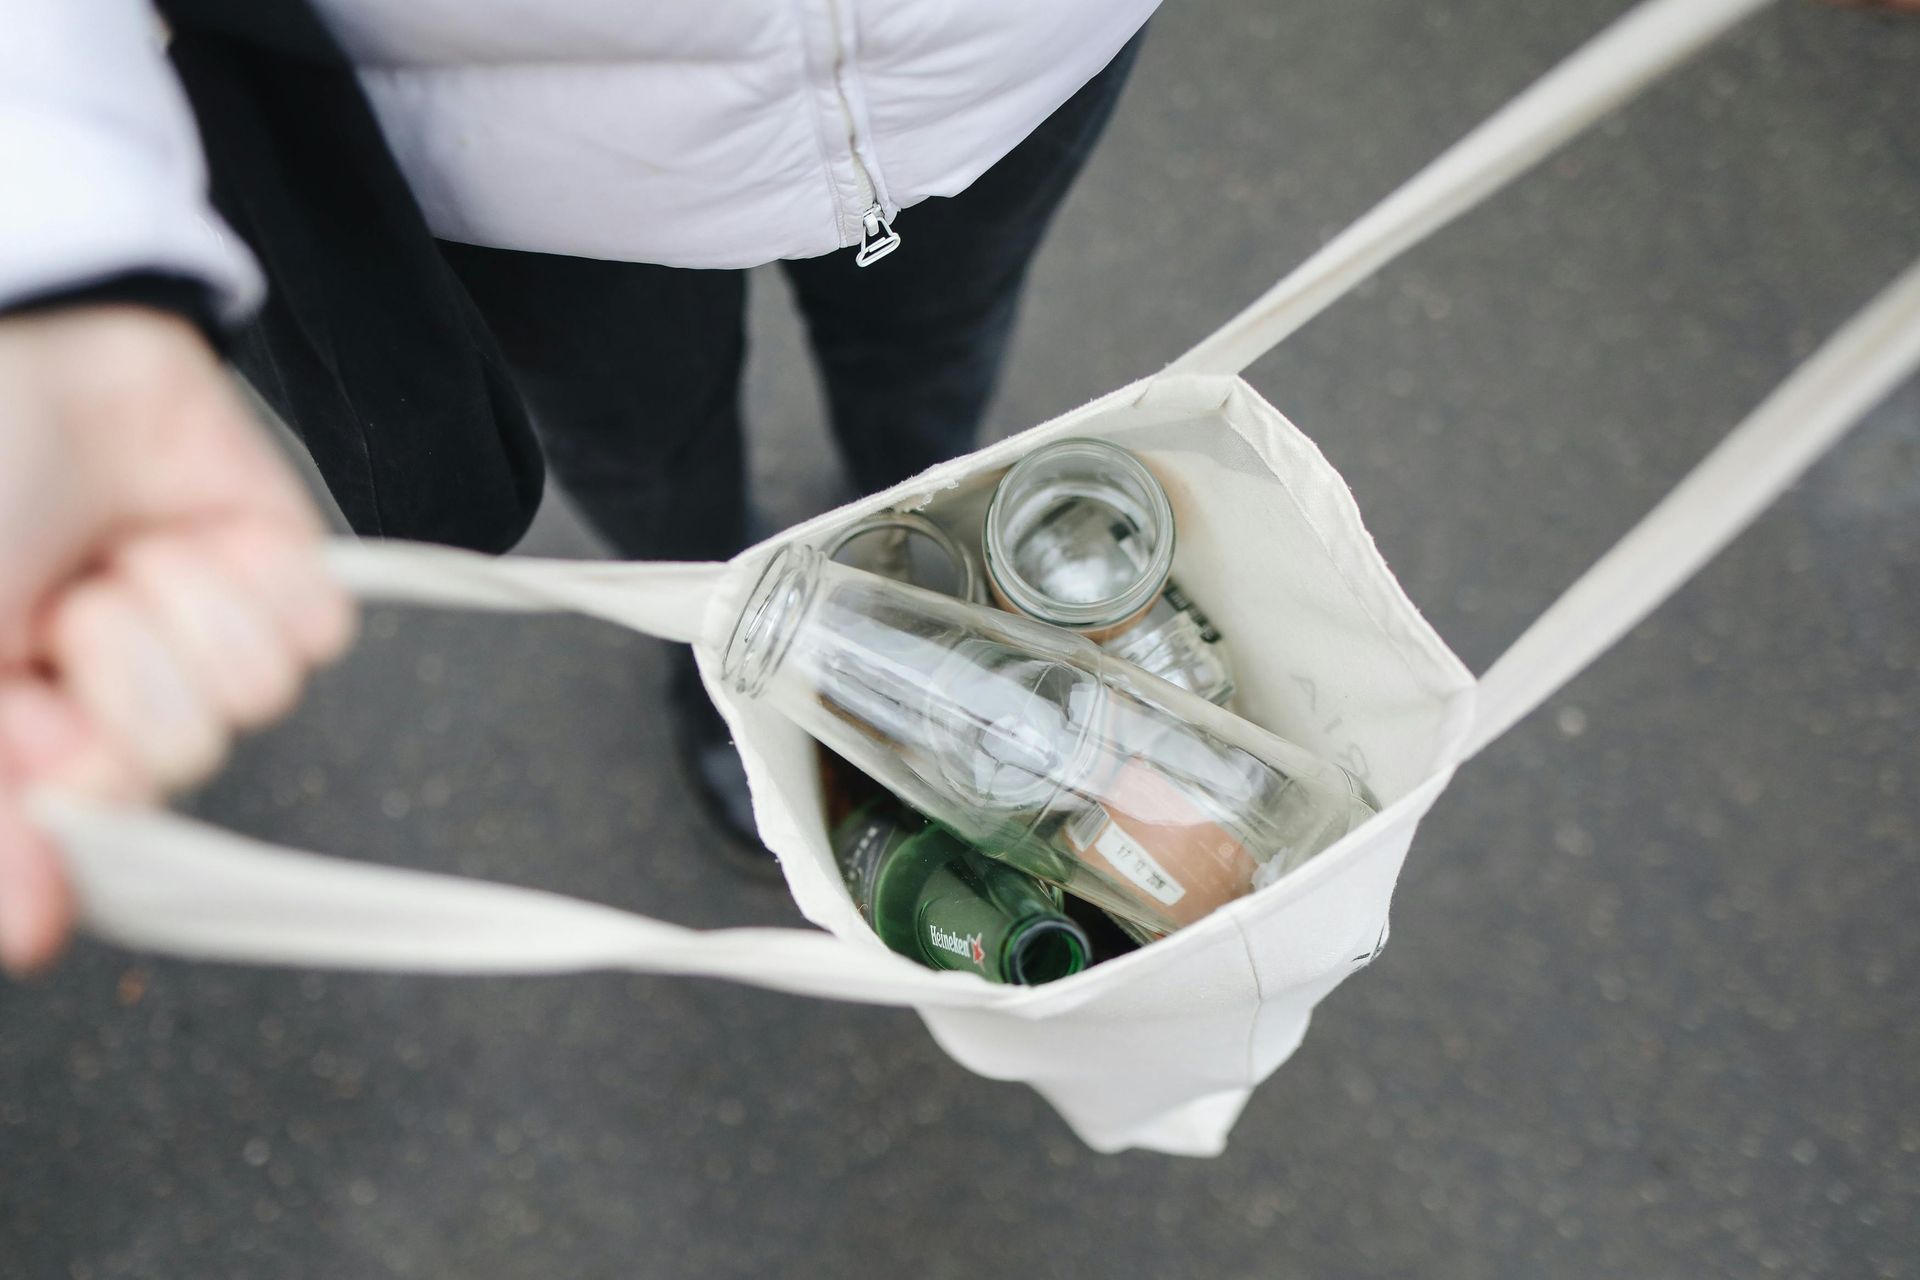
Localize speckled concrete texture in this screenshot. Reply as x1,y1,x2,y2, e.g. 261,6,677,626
4,3,1918,1277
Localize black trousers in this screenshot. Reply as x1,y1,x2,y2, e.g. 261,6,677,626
442,34,1141,567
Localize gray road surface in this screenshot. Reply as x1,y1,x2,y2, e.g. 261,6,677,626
4,3,1919,1277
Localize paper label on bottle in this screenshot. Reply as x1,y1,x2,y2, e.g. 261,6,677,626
1087,821,1187,906
1063,761,1259,928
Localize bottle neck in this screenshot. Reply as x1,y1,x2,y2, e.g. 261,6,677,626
906,838,1089,984
1000,915,1089,985
721,545,821,698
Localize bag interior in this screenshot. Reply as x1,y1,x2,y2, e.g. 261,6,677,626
705,382,1476,953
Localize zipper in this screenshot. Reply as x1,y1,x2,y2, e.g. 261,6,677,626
856,204,901,267
822,1,901,266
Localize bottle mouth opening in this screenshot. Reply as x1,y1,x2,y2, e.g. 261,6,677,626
984,437,1176,631
721,545,819,698
1006,917,1091,985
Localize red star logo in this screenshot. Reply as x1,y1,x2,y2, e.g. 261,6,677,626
970,937,986,966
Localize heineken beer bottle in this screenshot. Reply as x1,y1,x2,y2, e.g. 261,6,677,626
833,800,1090,985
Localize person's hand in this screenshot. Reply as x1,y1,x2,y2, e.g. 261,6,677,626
0,305,354,974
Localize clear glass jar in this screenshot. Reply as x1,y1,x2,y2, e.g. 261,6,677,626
984,438,1236,707
823,510,982,602
722,546,1376,937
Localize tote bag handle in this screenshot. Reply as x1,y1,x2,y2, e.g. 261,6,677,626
1165,0,1780,379
52,272,1914,988
1463,261,1920,758
32,546,1006,1010
1159,0,1920,756
42,256,1919,983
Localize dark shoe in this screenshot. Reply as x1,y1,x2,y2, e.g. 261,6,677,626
669,658,783,876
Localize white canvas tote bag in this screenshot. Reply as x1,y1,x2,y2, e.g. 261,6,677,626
35,0,1920,1157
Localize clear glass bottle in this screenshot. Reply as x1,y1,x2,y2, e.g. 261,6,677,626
722,546,1377,937
834,799,1089,985
984,438,1237,707
819,512,983,829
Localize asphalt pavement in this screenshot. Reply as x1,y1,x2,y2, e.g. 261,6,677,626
4,2,1918,1277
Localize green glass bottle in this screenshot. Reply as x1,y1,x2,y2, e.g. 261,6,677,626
833,799,1090,985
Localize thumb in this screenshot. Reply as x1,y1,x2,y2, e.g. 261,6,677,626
0,780,75,976
0,680,91,975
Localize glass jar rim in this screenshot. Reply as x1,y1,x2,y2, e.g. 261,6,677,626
822,509,983,603
983,437,1176,630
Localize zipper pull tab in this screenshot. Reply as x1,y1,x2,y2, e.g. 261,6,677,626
855,205,902,267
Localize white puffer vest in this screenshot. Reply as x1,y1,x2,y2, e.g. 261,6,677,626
0,1,1156,317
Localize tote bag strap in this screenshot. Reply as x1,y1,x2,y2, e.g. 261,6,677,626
35,542,1002,1010
1153,0,1920,754
36,796,996,1008
1463,259,1920,758
1166,0,1778,379
323,538,723,644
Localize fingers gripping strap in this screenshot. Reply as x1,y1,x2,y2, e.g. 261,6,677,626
1466,258,1920,759
325,538,727,646
36,796,999,1009
1167,0,1778,377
